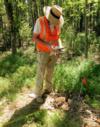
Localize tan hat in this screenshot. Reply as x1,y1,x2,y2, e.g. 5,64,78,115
43,5,64,26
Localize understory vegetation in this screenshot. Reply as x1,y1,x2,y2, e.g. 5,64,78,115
0,46,100,101
0,47,100,127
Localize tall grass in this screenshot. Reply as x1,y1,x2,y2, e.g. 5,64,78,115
53,59,100,96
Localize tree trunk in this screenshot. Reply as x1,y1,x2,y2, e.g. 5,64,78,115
0,15,3,43
28,0,34,27
4,0,17,54
44,0,48,5
32,0,38,24
84,0,88,58
95,0,100,36
80,13,84,32
14,0,21,48
39,0,44,16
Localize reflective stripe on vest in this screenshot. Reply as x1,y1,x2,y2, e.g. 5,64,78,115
36,16,60,52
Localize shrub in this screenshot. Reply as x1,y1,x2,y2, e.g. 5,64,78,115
53,59,100,96
53,61,80,93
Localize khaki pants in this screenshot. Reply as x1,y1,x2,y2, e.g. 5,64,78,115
34,51,57,96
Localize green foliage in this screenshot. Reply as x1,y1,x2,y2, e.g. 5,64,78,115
53,60,80,93
61,0,100,57
79,61,100,95
48,111,82,127
74,33,85,55
62,25,75,48
0,47,36,100
64,30,100,56
0,46,100,100
32,110,47,125
0,77,10,93
53,59,100,96
11,65,35,86
0,48,36,76
78,59,94,77
18,1,28,11
84,95,100,109
0,0,5,14
20,21,32,41
0,64,36,100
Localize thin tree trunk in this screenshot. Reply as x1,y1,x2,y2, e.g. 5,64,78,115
39,0,44,16
0,15,5,51
84,0,88,58
0,15,3,43
32,0,38,24
15,0,21,48
80,13,84,32
28,0,33,27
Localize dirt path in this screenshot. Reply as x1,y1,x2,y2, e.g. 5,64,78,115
0,88,100,127
0,88,33,125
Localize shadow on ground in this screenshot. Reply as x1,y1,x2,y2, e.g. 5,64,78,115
3,94,83,127
3,96,47,127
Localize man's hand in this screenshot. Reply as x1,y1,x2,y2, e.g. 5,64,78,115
50,46,63,56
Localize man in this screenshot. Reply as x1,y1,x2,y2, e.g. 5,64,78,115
29,5,64,102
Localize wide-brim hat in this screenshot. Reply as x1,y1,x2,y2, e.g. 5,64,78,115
43,5,64,26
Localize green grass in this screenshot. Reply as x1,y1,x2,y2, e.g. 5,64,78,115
3,108,82,127
53,59,100,96
0,47,36,77
84,95,100,110
0,47,100,100
53,60,80,93
0,46,100,127
91,99,100,109
45,110,82,127
0,47,36,100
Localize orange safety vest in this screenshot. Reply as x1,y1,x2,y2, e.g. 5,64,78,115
36,16,60,52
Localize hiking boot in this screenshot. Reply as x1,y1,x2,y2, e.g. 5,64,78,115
35,96,44,103
42,89,51,97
